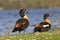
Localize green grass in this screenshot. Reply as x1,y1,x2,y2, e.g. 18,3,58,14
0,30,60,40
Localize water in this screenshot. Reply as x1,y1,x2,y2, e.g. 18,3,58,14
0,8,60,36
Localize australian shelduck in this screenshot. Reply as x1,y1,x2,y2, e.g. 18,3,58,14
12,9,29,33
34,13,51,32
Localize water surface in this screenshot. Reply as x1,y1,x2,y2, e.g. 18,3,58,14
0,9,60,36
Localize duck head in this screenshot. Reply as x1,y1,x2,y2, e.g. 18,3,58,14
19,9,26,18
19,9,29,21
43,13,51,24
44,13,50,20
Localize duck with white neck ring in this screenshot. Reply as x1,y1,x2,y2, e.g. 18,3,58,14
12,9,29,33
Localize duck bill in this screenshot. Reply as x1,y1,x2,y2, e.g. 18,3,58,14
25,11,29,14
26,12,29,13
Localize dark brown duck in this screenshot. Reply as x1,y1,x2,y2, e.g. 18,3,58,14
12,9,29,33
34,13,51,32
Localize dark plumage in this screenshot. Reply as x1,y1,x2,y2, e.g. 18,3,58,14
12,19,29,33
12,9,29,33
34,13,51,32
34,22,51,32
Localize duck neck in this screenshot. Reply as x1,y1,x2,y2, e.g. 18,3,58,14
44,18,51,24
23,15,29,21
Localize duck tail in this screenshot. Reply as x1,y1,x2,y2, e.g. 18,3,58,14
12,27,18,32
